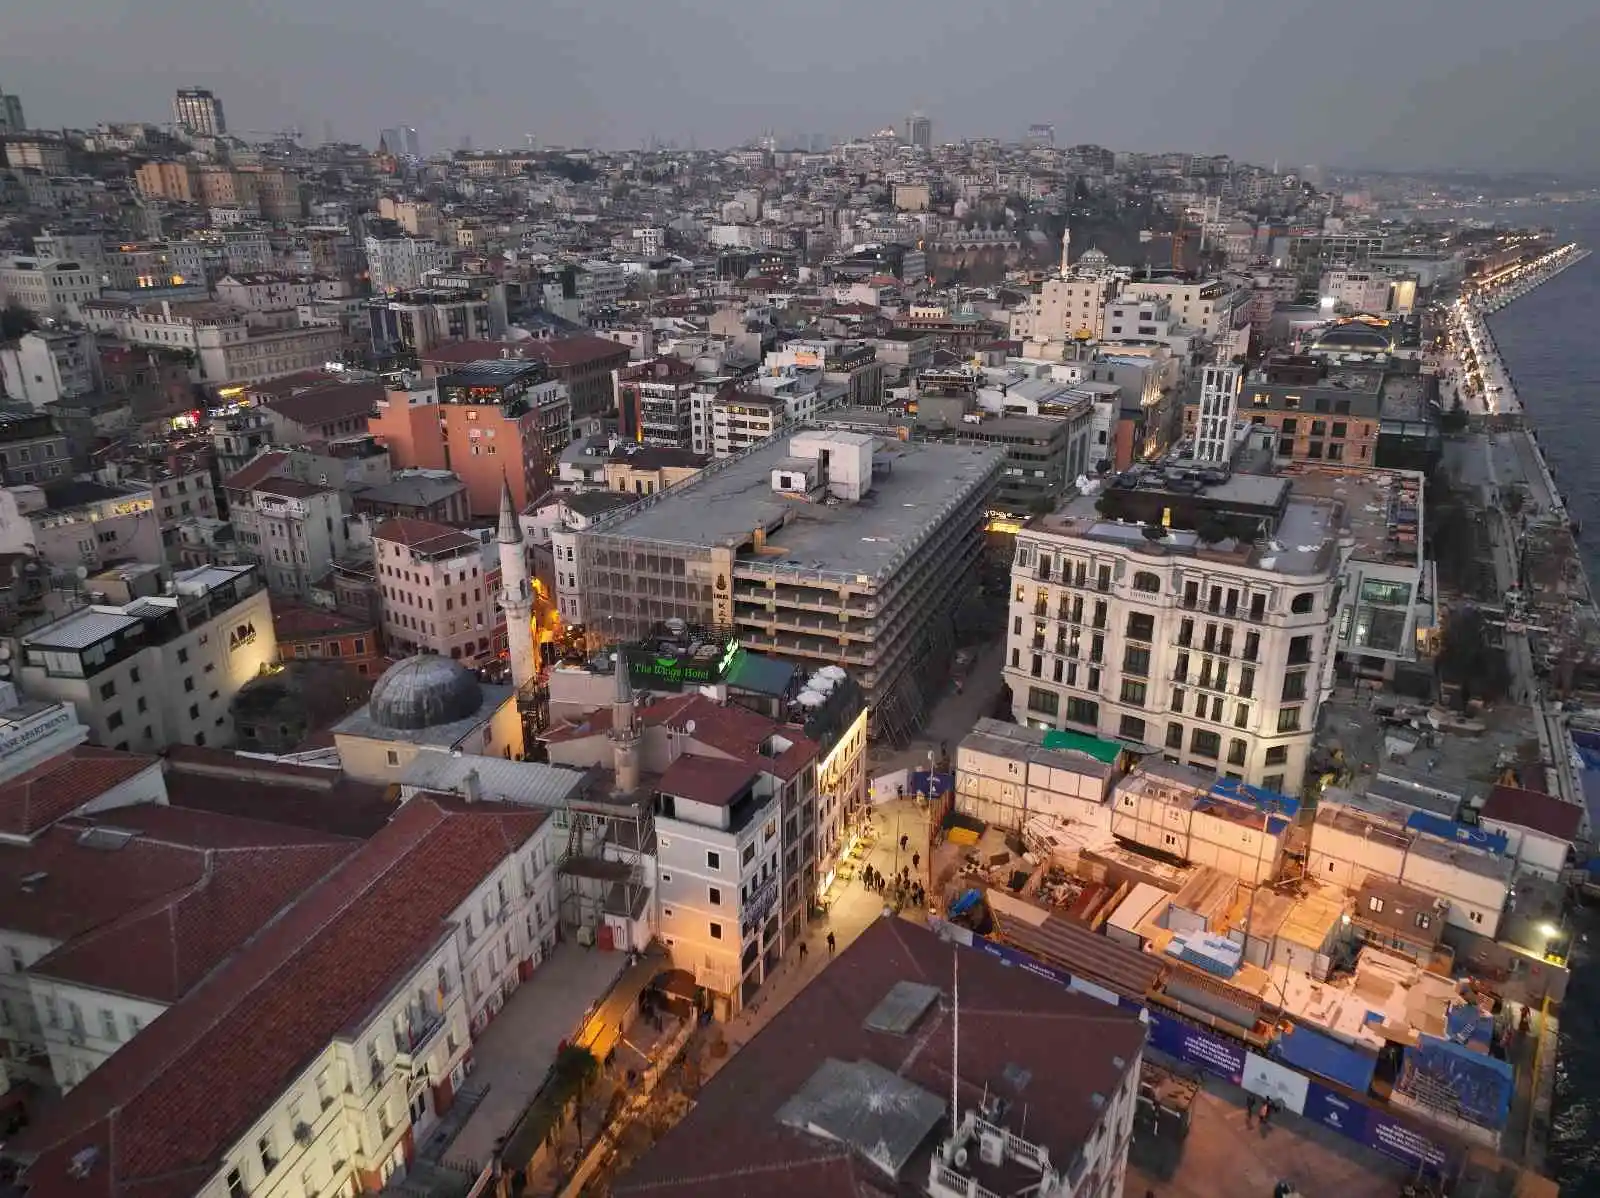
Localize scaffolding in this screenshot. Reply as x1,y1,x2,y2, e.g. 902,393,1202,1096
553,786,656,941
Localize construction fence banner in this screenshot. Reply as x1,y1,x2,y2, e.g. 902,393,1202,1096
1242,1052,1310,1115
1144,1010,1245,1085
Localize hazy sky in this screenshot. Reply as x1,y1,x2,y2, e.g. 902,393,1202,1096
3,0,1598,171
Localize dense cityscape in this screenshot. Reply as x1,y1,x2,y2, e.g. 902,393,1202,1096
0,78,1596,1198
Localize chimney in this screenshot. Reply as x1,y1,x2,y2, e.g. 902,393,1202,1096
462,767,481,802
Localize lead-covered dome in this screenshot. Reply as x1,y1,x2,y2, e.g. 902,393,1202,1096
369,654,484,731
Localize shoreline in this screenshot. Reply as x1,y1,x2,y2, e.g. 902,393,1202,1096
1444,237,1594,1175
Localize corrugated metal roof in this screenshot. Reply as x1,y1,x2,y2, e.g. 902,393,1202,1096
398,753,590,809
23,610,143,651
986,887,1162,999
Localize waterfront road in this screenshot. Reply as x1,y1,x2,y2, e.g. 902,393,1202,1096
1444,433,1543,706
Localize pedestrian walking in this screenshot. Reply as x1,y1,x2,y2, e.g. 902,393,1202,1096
912,851,920,871
827,931,836,956
900,834,909,852
799,940,808,961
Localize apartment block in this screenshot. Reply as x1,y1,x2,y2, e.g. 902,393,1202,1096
369,361,569,517
80,299,342,389
563,430,1002,738
616,356,698,447
372,519,504,665
1005,463,1341,795
0,257,102,322
17,564,277,751
0,328,100,410
5,793,562,1198
545,685,821,1016
229,476,357,600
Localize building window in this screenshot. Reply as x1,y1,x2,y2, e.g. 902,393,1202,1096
1265,745,1289,766
1118,715,1146,742
225,1169,246,1198
1291,591,1315,614
1125,612,1155,642
1065,697,1099,726
1026,687,1060,717
1132,571,1160,594
708,886,722,906
1277,707,1302,733
98,680,116,700
1282,671,1307,702
706,850,721,871
1189,729,1221,759
1119,680,1147,706
1123,646,1151,677
1227,738,1247,766
709,921,723,940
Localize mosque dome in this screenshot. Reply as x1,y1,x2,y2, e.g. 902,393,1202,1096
369,654,484,731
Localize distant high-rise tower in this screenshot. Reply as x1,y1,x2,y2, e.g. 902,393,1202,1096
173,87,226,137
907,113,932,151
1195,364,1243,463
1026,123,1055,148
379,128,402,156
1059,223,1071,278
0,85,24,135
403,127,420,158
496,477,536,691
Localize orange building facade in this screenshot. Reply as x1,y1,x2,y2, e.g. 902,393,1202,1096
368,362,569,518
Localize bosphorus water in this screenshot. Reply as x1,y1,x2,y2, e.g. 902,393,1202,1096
1484,200,1600,1190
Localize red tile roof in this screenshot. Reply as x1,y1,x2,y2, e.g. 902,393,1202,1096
253,476,333,500
259,382,384,429
10,797,547,1198
613,919,1145,1198
29,835,354,1003
520,334,633,371
418,339,514,365
161,748,395,839
545,694,817,782
0,746,161,840
657,755,758,807
222,451,293,492
242,370,343,399
1481,785,1583,842
371,517,480,555
0,802,351,948
272,601,375,641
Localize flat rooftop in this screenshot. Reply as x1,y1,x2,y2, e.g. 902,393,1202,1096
587,431,1003,583
1279,464,1424,568
1031,485,1341,578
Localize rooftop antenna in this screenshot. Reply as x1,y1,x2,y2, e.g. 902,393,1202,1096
950,954,960,1124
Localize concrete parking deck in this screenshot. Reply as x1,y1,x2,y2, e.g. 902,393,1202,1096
443,943,626,1173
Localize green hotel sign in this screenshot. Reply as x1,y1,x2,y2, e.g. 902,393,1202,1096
627,639,741,689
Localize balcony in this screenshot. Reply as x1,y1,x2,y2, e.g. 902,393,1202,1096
393,1006,447,1077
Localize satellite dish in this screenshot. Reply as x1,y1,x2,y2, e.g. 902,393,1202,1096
684,719,697,735
75,565,90,579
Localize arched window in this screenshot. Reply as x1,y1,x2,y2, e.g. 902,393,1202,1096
1291,592,1316,614
1132,571,1161,594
